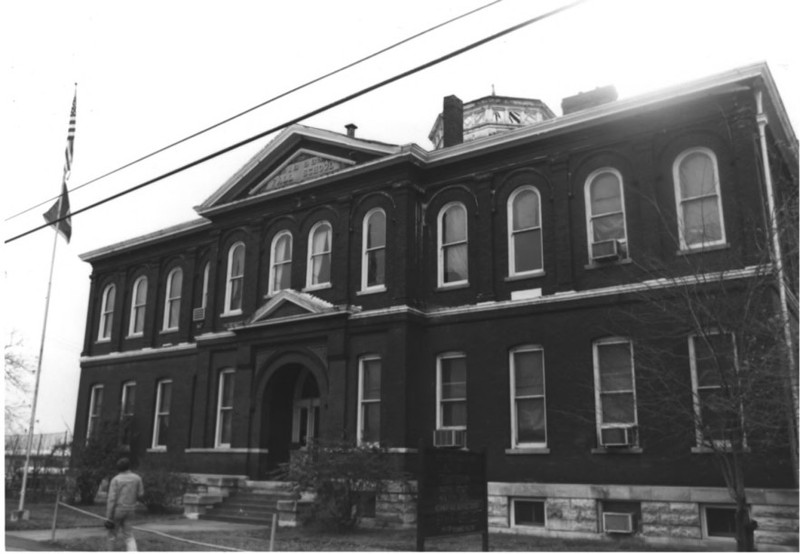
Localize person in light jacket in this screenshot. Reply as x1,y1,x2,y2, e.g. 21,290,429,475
106,457,144,551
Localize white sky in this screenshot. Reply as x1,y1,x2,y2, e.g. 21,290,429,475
2,0,798,434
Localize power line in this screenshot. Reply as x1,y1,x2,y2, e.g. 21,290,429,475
6,0,588,245
5,0,504,223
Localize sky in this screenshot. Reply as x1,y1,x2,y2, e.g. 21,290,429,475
2,0,799,435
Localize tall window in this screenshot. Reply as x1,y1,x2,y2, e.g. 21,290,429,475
215,370,235,447
200,262,210,310
152,379,172,449
673,147,725,249
510,346,546,447
508,187,543,275
128,276,148,336
98,284,116,341
361,209,386,291
585,169,628,261
689,332,739,447
438,203,468,286
358,356,382,445
162,268,182,331
120,381,136,446
306,221,332,288
224,242,245,314
593,338,638,447
269,231,293,295
87,385,104,441
437,353,467,429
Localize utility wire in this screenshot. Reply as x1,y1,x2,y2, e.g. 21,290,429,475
6,0,587,245
5,0,504,223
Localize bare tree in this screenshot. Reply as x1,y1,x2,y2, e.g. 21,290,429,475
4,331,34,434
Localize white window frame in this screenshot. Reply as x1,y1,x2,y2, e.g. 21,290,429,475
511,498,547,528
215,369,235,448
87,384,104,442
688,331,741,449
584,168,628,262
120,381,136,418
357,355,382,446
702,504,740,540
593,337,638,445
98,284,116,342
162,267,182,331
436,352,467,430
673,147,726,250
507,186,544,277
268,231,293,296
223,242,245,315
152,379,172,449
200,262,210,310
360,208,387,292
509,345,547,448
437,202,469,288
127,276,148,337
305,221,332,290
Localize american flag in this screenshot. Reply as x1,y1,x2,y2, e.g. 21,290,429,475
43,91,76,243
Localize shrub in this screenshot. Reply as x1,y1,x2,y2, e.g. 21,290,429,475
70,418,126,505
137,454,190,513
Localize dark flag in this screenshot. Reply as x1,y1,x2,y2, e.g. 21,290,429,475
43,91,76,242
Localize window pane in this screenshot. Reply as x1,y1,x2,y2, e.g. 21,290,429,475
442,401,467,427
107,286,116,309
515,500,545,526
168,299,180,328
598,343,633,392
274,263,291,291
512,190,540,230
601,393,635,424
230,278,243,309
444,244,468,282
135,279,148,303
441,358,466,399
123,385,135,415
514,229,542,272
220,410,232,444
590,173,622,214
362,402,380,443
312,226,331,254
91,387,104,416
706,507,736,538
170,270,182,297
367,249,385,287
516,397,545,443
695,335,734,386
367,211,386,249
275,234,292,263
679,153,715,198
312,253,331,284
160,382,172,412
442,205,467,243
683,197,722,245
133,307,145,334
514,350,544,397
157,416,169,446
222,372,235,406
592,213,625,242
231,245,244,277
362,360,381,401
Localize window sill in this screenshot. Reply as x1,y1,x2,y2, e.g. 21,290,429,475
676,242,730,256
584,258,632,270
125,333,143,339
505,270,545,282
505,447,550,455
691,444,748,454
302,283,332,293
357,285,387,296
159,328,178,335
436,282,469,292
146,447,167,453
96,338,111,344
591,446,643,454
220,310,243,318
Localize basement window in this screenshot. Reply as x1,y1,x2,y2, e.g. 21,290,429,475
704,505,737,539
511,498,545,527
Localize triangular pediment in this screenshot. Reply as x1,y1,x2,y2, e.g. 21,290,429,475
248,289,336,325
197,125,400,212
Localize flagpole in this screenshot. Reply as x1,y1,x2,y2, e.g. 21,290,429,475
16,195,62,517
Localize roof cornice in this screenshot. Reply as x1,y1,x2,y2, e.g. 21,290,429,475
79,218,212,262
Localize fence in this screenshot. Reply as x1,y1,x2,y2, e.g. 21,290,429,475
5,432,71,501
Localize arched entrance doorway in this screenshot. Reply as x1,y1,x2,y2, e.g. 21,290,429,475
260,363,322,473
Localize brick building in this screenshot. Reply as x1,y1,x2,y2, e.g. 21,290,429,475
75,62,798,548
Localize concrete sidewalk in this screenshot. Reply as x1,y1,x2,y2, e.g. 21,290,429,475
6,518,267,549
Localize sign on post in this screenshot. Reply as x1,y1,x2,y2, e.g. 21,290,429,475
416,447,488,551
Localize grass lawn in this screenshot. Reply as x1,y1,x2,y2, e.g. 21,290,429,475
5,499,183,532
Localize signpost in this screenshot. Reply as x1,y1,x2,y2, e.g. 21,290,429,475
416,447,488,551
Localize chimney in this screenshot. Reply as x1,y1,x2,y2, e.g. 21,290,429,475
561,85,618,115
345,123,357,138
442,95,464,147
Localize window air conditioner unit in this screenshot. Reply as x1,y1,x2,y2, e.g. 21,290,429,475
433,429,467,448
603,512,635,534
591,239,621,261
192,307,206,322
600,426,637,448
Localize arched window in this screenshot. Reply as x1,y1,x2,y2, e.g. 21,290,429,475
507,187,543,275
162,267,183,330
361,209,386,291
673,148,725,249
269,231,293,295
224,242,245,314
585,169,628,261
438,203,468,286
128,276,147,336
200,262,210,309
98,284,116,341
306,221,332,289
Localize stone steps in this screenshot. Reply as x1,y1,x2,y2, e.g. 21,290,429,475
200,487,298,525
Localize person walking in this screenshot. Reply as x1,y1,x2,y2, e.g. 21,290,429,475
105,457,144,551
